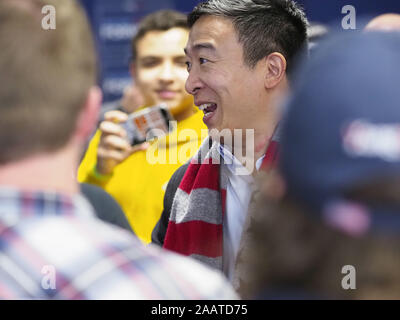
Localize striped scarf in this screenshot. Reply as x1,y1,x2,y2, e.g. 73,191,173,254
163,135,279,271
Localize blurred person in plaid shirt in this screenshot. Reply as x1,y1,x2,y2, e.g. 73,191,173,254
0,0,237,300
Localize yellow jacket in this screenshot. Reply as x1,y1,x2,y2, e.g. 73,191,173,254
78,110,207,243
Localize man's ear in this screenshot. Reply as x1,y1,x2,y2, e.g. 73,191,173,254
74,86,102,142
264,52,287,89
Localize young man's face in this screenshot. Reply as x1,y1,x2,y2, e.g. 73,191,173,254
133,27,193,118
184,15,268,133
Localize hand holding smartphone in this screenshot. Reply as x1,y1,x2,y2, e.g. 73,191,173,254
120,104,174,146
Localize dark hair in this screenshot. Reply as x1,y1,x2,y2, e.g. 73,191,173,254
188,0,308,72
242,176,400,299
131,10,188,61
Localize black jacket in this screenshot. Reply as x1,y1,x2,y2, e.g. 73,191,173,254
80,183,134,233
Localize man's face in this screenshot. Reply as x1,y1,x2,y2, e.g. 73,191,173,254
184,15,267,133
134,27,193,117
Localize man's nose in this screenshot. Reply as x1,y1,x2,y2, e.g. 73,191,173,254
185,69,202,95
159,61,174,83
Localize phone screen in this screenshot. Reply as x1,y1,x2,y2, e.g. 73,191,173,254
121,104,174,146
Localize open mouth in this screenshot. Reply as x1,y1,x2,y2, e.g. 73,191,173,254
198,103,217,116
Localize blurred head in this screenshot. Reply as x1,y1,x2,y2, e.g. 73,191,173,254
281,32,400,212
184,0,308,135
131,10,193,119
365,13,400,32
243,33,400,299
0,0,98,165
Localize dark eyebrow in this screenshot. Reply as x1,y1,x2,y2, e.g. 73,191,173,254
184,43,216,56
139,56,161,60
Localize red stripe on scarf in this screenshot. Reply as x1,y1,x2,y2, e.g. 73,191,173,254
179,162,220,194
163,220,223,257
260,140,279,171
164,135,280,271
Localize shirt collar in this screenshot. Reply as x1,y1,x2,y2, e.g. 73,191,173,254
218,144,264,182
256,154,266,170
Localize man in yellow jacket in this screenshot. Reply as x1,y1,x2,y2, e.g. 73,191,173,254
78,10,206,243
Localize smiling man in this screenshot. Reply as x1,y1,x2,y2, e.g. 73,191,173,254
0,0,236,300
152,0,308,286
78,10,207,243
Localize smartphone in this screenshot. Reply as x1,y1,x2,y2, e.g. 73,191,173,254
120,104,174,146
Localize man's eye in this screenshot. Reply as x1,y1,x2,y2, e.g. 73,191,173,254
140,59,159,67
185,61,192,71
199,58,209,65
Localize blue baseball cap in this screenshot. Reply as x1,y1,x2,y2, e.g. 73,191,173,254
280,32,400,234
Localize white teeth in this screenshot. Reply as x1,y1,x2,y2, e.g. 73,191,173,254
199,103,212,111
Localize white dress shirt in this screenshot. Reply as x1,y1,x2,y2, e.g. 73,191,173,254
219,144,265,281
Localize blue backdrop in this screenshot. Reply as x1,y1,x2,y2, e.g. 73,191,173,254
79,0,400,103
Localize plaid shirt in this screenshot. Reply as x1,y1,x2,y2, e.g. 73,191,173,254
0,187,237,299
